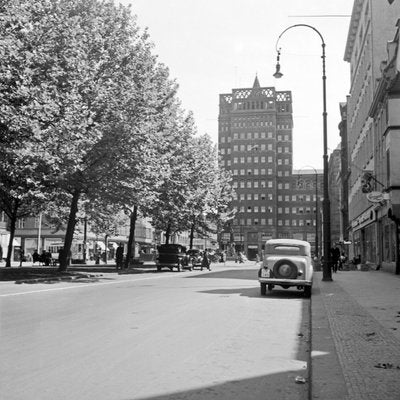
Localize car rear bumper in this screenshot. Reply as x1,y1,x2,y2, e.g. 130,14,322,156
157,263,180,267
258,278,312,286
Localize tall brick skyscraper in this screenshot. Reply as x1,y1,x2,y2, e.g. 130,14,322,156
218,77,323,259
218,77,294,259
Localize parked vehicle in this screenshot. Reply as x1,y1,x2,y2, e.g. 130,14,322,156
258,239,313,297
186,249,203,269
156,244,191,272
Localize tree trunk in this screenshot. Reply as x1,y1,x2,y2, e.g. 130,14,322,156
104,234,108,264
125,205,138,269
5,200,19,268
189,222,195,250
165,222,171,244
58,189,80,272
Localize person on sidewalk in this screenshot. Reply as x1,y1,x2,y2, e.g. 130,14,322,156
32,250,40,265
331,246,340,273
115,243,124,270
201,250,211,271
19,249,25,267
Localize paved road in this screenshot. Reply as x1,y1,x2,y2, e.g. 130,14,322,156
0,264,310,400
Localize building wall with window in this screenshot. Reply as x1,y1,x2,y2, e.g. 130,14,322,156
218,77,323,259
328,145,342,247
13,214,155,263
368,20,400,273
344,0,400,268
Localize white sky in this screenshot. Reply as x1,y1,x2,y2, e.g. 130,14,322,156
121,0,353,170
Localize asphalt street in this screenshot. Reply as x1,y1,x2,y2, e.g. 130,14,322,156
0,263,310,400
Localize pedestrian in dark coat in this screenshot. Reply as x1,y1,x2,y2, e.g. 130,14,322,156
201,250,211,271
116,243,124,270
32,250,40,265
331,246,340,273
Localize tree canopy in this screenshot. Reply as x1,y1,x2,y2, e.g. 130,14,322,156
0,0,234,269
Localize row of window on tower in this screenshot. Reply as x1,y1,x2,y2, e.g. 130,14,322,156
235,205,317,214
219,133,291,143
233,192,319,202
233,218,316,227
231,163,290,176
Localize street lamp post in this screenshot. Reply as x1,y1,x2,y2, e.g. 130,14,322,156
273,24,332,281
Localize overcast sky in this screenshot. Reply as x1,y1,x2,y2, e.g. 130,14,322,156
121,0,354,169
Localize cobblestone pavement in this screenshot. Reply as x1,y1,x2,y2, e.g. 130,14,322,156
312,270,400,400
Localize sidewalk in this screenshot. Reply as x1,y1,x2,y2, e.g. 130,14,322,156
311,269,400,399
0,260,158,281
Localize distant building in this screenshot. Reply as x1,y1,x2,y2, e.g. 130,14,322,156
218,77,323,259
12,214,154,263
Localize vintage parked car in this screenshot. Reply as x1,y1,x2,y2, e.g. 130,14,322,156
156,244,191,272
186,249,203,269
258,239,313,297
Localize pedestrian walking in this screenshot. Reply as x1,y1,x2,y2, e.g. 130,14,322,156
331,246,340,273
19,248,25,267
255,253,260,264
116,243,124,270
32,250,40,265
201,250,211,271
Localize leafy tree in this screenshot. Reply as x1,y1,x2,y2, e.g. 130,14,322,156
0,0,177,271
145,110,198,244
91,62,180,268
183,137,235,249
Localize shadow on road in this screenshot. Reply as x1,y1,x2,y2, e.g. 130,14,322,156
123,368,309,400
185,268,257,281
199,286,308,299
186,268,308,299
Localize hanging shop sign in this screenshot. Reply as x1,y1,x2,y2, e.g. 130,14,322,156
366,191,389,203
352,208,377,229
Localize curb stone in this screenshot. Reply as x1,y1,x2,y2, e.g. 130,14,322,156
14,273,102,285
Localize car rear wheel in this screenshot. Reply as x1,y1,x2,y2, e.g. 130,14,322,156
273,259,298,279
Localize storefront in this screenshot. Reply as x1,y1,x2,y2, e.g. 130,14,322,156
351,207,377,266
376,212,398,273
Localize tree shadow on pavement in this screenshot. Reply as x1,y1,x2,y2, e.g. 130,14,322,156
185,268,257,281
122,368,309,400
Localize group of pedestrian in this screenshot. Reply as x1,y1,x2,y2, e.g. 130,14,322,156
330,246,348,273
32,249,53,266
235,251,245,263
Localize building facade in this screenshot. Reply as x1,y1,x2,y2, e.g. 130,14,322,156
11,214,154,263
339,101,350,245
218,77,323,259
368,19,400,274
344,0,400,270
328,145,342,247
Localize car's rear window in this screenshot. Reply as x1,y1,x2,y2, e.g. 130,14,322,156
158,246,185,254
267,245,306,256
